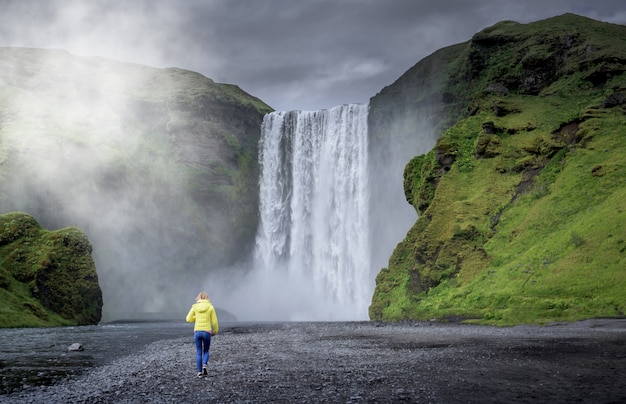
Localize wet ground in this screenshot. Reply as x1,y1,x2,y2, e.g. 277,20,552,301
4,319,626,403
0,320,192,395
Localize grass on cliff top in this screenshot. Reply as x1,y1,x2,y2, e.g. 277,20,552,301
133,67,273,113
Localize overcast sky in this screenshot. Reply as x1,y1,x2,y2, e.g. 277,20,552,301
1,0,625,111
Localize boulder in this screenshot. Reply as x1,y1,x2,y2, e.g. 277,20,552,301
67,343,84,352
0,212,103,327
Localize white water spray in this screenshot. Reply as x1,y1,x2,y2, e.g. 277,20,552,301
254,104,370,320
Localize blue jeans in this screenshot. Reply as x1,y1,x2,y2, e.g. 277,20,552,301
194,331,212,372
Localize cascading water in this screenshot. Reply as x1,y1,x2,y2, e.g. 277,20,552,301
255,104,370,320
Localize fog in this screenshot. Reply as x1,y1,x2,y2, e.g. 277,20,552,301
0,49,434,321
0,49,236,320
0,49,394,322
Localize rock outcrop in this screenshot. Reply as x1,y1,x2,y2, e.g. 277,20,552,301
0,212,102,327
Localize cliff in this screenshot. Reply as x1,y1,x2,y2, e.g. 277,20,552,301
0,48,273,319
369,14,626,325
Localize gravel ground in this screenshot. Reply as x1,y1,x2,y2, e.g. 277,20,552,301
5,319,626,403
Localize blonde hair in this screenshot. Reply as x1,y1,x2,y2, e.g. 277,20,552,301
196,291,209,301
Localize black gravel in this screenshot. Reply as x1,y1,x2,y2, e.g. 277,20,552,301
4,319,626,403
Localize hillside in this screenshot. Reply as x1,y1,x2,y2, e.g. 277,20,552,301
0,48,272,321
369,14,626,325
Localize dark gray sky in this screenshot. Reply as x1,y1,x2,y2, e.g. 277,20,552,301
1,0,624,111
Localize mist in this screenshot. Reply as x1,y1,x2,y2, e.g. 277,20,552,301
0,46,440,323
0,48,258,320
204,102,438,322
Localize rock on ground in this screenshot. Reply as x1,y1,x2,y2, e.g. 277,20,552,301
5,320,626,403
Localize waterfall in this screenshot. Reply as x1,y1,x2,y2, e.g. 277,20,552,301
255,104,370,320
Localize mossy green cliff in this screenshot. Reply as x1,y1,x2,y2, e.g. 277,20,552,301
369,14,626,325
0,212,102,327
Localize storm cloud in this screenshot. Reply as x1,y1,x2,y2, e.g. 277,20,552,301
0,0,624,111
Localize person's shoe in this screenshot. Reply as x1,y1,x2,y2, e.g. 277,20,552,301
202,364,208,376
197,372,203,378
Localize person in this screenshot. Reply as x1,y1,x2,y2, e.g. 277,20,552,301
185,291,219,377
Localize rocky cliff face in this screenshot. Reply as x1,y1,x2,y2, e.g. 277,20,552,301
369,14,626,325
0,212,102,327
0,48,272,320
366,38,468,275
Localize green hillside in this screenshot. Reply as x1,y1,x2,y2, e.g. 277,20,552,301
369,14,626,325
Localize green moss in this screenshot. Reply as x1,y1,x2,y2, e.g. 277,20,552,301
370,14,626,325
403,154,431,213
0,213,102,328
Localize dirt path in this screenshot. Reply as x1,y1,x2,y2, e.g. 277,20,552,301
6,319,626,403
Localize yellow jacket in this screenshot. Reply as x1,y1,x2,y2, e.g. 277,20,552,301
185,299,219,334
